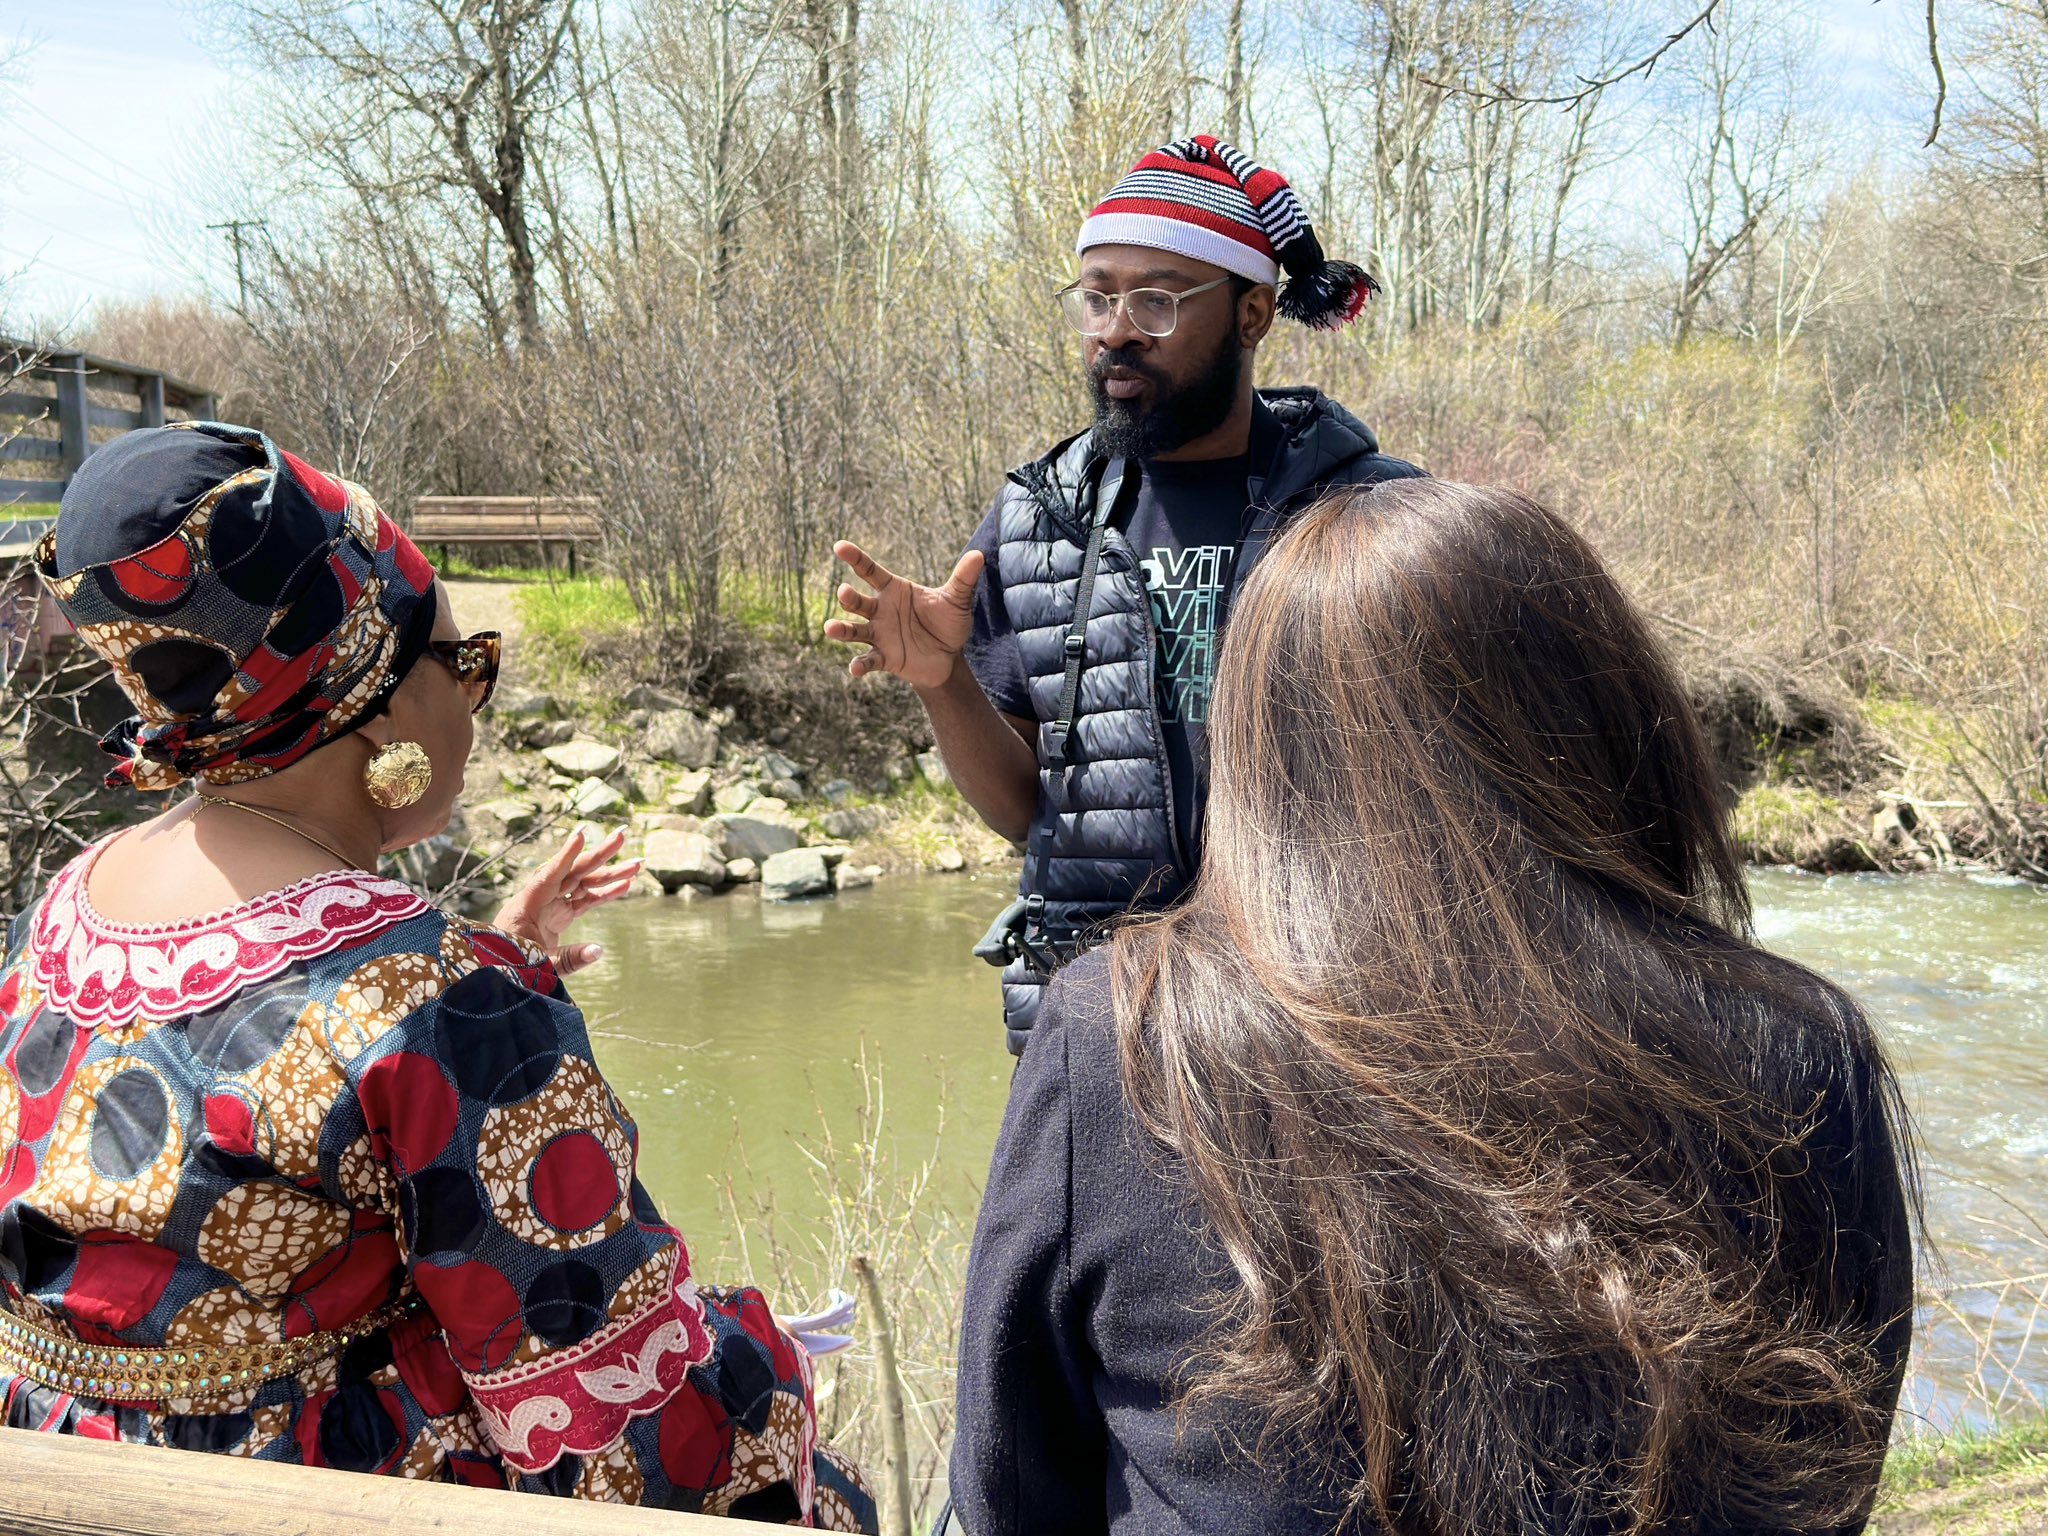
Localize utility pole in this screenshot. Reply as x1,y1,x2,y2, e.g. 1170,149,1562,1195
205,219,268,310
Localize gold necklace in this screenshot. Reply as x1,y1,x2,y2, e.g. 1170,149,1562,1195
193,794,373,875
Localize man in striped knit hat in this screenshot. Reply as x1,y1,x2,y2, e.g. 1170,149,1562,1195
829,136,1423,1053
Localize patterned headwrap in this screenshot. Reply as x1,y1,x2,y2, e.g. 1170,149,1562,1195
35,421,438,791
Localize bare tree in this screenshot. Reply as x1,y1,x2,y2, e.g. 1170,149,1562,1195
240,241,449,513
1666,0,1815,344
1935,0,2048,297
233,0,578,354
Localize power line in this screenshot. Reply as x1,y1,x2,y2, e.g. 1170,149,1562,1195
3,117,159,216
1,200,148,255
0,240,155,300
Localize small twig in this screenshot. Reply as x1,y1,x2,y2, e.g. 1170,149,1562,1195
851,1254,913,1536
1419,1,1721,108
1922,0,1947,148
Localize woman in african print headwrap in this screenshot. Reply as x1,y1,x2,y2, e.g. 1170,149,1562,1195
0,422,875,1528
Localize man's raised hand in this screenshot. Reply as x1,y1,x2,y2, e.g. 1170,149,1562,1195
826,541,985,691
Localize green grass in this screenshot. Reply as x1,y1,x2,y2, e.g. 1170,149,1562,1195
0,502,57,520
1880,1417,2048,1500
513,576,638,684
433,550,574,583
1732,782,1851,861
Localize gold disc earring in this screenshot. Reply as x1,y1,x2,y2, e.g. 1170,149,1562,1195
364,741,433,810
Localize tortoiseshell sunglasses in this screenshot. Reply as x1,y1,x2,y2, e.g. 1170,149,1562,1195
428,631,501,714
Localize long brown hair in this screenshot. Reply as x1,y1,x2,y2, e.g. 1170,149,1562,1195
1111,480,1912,1533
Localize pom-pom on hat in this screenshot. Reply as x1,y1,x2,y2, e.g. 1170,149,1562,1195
1077,134,1379,330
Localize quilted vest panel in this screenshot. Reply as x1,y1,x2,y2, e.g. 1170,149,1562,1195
991,468,1184,1052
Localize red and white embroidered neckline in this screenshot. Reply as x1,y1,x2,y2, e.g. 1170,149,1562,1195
27,841,430,1030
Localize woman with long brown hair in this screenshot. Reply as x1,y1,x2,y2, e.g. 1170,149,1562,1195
949,479,1913,1535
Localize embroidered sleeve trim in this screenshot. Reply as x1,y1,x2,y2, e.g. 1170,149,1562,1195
462,1243,713,1475
28,849,430,1030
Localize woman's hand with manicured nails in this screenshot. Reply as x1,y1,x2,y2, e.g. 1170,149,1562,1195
825,540,984,691
495,826,643,974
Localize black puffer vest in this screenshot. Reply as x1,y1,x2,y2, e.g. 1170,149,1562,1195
991,389,1424,1052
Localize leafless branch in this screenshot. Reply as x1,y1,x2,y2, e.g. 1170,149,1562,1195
1419,1,1723,109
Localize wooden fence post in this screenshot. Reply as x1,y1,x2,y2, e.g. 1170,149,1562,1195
52,357,87,479
139,374,166,428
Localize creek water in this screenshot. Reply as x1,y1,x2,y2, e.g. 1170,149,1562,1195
570,865,2048,1429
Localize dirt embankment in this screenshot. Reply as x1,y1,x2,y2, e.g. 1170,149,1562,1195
455,577,2044,889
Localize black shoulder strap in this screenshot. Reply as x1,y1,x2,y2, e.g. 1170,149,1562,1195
1043,457,1131,768
1026,457,1132,949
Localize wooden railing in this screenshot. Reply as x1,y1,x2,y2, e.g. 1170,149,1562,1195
0,1425,737,1535
0,339,218,509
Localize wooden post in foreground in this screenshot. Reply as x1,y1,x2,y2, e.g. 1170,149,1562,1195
852,1254,914,1536
0,1425,738,1536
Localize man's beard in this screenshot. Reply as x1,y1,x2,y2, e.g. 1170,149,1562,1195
1089,325,1244,460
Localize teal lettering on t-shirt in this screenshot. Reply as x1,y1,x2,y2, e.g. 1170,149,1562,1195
1139,544,1235,725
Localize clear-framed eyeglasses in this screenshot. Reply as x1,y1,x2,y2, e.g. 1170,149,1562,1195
1056,275,1233,338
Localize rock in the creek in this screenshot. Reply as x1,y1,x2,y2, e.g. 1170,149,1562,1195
820,805,885,841
568,777,626,818
667,770,713,815
915,750,952,790
712,782,759,815
630,764,668,806
726,857,760,884
765,777,805,803
747,797,790,816
931,843,967,873
625,683,688,713
619,869,665,902
819,778,856,804
761,847,831,900
714,812,803,862
542,739,623,779
834,863,880,891
644,829,728,893
536,719,577,747
471,798,540,837
645,709,720,769
809,844,852,869
759,751,804,784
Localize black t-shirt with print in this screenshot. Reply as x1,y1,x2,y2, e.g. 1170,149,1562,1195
964,453,1250,862
1125,454,1248,856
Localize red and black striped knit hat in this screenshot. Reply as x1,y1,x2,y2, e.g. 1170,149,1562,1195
1078,134,1378,330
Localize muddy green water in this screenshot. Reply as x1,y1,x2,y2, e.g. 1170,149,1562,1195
572,866,2048,1426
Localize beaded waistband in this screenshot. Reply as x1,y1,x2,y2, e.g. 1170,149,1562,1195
0,1296,419,1409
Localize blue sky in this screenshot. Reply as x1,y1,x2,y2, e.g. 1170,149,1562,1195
0,0,1938,330
0,0,231,325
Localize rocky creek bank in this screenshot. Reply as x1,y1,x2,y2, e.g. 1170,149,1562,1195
412,683,1018,912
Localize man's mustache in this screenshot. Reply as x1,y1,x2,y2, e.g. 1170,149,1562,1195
1090,348,1164,385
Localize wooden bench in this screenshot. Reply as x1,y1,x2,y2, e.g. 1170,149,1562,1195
409,497,602,574
0,1424,737,1535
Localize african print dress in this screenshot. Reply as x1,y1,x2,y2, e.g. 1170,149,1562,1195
0,841,875,1529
